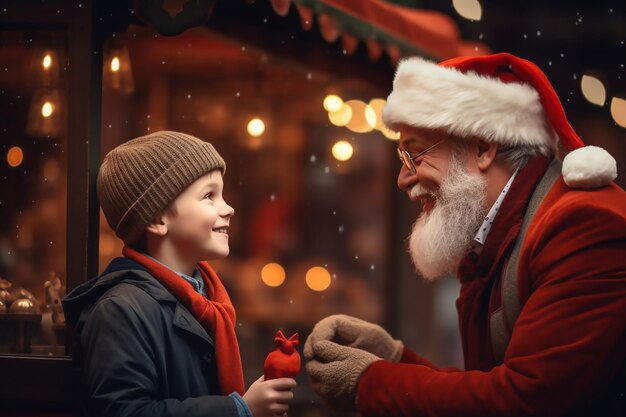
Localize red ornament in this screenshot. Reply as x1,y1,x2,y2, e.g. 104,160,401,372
263,330,301,380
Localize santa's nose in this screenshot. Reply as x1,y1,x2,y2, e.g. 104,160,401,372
397,165,419,192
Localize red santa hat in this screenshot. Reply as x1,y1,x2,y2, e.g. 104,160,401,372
382,52,617,189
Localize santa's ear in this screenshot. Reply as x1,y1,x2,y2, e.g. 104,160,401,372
146,215,168,237
475,139,498,172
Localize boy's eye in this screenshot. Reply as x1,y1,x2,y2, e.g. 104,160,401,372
204,193,214,200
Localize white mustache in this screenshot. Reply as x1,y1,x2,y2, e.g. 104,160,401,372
408,183,435,200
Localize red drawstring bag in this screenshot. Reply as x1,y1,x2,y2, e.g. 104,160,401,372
264,330,301,380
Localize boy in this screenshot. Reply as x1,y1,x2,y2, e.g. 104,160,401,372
63,131,295,417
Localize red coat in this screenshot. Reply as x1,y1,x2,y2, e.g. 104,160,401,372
358,156,626,417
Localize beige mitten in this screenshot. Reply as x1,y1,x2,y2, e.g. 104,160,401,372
306,340,380,411
304,314,403,362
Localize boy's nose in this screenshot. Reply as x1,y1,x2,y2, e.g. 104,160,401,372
222,202,235,218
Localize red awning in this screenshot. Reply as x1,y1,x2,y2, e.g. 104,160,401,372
263,0,490,63
133,0,489,62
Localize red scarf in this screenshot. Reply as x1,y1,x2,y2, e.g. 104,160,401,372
123,246,245,395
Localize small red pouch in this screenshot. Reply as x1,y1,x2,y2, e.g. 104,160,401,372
263,330,301,380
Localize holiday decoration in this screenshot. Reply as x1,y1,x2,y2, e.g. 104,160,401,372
263,330,301,380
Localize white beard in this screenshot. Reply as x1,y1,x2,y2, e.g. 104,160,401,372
408,152,488,281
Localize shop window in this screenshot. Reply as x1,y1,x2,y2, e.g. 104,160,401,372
0,31,68,356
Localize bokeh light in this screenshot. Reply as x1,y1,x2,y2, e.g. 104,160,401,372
111,56,120,72
42,54,52,69
7,146,24,168
581,74,606,106
305,266,331,291
323,94,343,112
610,97,626,128
328,103,352,127
345,100,374,133
332,140,354,161
247,118,266,136
261,263,286,287
452,0,482,21
41,101,54,118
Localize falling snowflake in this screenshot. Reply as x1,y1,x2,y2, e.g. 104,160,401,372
338,225,344,233
310,155,316,163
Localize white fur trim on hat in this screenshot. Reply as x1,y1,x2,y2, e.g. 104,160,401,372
382,57,557,153
562,146,617,189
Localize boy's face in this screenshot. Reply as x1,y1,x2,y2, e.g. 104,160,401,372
162,170,234,261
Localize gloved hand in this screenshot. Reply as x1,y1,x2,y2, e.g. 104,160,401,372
304,314,403,362
306,340,380,412
242,375,296,417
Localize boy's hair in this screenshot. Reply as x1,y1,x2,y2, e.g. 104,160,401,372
96,131,225,246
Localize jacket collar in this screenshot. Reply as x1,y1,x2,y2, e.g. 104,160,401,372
458,155,552,282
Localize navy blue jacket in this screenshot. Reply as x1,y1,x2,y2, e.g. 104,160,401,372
62,257,239,417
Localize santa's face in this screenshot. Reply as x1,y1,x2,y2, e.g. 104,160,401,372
397,126,488,281
397,126,454,214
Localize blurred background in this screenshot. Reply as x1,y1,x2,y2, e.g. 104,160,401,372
0,0,624,414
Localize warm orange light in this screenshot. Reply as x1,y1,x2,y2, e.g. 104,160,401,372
323,94,343,112
345,100,374,133
332,140,354,161
367,98,386,130
7,146,24,168
41,101,54,118
42,54,52,70
261,263,286,287
247,118,266,136
305,266,331,291
328,103,352,127
610,97,626,128
111,56,120,72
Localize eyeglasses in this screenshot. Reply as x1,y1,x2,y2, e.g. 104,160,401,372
397,140,444,173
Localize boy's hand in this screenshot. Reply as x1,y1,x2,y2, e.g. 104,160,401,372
243,375,296,417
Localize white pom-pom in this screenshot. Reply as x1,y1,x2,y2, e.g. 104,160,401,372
562,146,617,189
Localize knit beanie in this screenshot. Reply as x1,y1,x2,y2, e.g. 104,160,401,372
97,131,226,244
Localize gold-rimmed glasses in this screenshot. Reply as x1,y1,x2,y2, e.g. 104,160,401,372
397,140,444,173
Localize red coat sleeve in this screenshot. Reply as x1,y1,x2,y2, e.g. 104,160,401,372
357,186,626,417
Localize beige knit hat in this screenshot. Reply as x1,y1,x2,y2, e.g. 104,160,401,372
97,131,226,244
